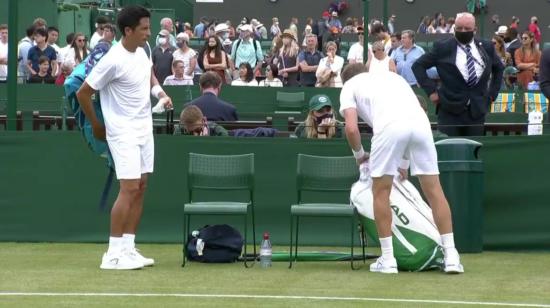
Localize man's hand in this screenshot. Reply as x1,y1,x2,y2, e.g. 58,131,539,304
161,96,173,110
356,152,369,166
429,92,439,105
398,168,408,181
93,124,106,141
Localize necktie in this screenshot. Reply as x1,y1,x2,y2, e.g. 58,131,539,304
465,45,478,87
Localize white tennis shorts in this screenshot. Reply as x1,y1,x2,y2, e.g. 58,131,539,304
370,122,439,177
108,133,155,180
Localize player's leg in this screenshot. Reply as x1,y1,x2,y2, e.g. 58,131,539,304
410,128,464,274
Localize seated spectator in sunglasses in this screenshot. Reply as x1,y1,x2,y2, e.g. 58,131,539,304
294,94,343,139
174,105,228,136
28,56,55,84
258,63,283,87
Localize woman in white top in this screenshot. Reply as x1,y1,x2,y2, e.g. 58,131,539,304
366,40,396,73
231,62,258,86
258,63,283,87
315,41,344,88
172,32,196,85
65,32,89,68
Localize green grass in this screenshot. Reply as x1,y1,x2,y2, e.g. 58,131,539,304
0,243,549,307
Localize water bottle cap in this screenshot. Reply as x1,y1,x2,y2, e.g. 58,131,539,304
263,232,269,239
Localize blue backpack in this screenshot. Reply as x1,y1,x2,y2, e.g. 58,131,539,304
64,41,114,211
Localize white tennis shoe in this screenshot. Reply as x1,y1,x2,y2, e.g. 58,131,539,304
100,250,144,270
369,257,398,274
444,249,464,274
127,248,155,267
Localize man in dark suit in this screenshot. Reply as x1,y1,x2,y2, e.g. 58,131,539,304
412,12,504,137
540,48,550,99
505,27,521,67
186,71,239,122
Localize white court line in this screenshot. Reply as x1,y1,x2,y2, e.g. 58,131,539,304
0,292,549,307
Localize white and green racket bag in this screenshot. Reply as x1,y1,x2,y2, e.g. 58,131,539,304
350,166,444,271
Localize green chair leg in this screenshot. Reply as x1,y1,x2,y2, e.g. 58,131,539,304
294,216,300,265
288,215,294,269
182,214,190,267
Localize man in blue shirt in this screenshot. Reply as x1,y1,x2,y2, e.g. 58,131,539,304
230,24,263,76
194,17,207,39
298,34,323,87
26,28,57,78
391,30,437,87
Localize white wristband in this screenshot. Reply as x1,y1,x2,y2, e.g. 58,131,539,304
151,85,164,99
352,147,365,160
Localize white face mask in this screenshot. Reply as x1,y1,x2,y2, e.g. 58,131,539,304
158,38,167,45
222,33,229,40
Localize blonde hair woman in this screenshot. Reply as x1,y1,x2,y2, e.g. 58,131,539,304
316,41,344,87
366,40,396,73
275,30,300,86
294,95,343,139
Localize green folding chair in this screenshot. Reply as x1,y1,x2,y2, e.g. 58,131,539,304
289,154,366,270
183,153,257,268
275,91,306,116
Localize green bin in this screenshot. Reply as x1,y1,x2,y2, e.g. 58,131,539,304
435,138,484,253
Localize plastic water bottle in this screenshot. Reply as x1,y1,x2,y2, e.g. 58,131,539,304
260,232,272,268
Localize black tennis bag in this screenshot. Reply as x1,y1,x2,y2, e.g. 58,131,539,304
186,224,244,263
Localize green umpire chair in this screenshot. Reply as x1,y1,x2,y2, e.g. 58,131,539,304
289,154,366,270
183,153,257,268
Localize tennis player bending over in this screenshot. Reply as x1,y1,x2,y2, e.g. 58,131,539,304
77,5,173,270
340,63,463,274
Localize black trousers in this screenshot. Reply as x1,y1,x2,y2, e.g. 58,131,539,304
437,106,485,137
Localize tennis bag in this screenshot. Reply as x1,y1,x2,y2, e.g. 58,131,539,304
350,165,444,271
186,224,244,263
64,41,114,210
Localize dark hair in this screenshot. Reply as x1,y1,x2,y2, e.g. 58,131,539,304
96,16,110,25
71,32,88,63
47,26,59,34
172,59,184,68
341,63,368,84
199,71,222,89
65,32,75,45
38,55,50,65
267,63,278,77
390,33,401,40
0,24,7,31
26,25,35,38
102,23,116,34
239,62,254,83
34,27,48,40
205,36,222,60
117,5,150,37
507,27,518,39
371,23,386,34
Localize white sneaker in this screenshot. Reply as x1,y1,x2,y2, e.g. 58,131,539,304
370,257,398,274
127,248,155,267
444,249,464,274
100,251,144,270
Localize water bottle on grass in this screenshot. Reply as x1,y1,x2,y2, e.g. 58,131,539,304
260,232,272,268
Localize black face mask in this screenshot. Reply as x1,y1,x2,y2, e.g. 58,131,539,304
455,31,474,45
315,113,333,125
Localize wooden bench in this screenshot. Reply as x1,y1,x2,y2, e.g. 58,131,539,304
0,111,24,131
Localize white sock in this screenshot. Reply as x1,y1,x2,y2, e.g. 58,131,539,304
107,236,124,255
441,233,456,251
379,236,394,260
123,233,136,250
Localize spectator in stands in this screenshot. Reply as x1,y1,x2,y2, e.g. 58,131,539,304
0,24,7,83
388,33,401,57
276,30,300,86
27,28,58,77
435,16,447,34
89,16,109,50
226,20,236,40
57,32,74,67
289,17,299,42
100,24,117,45
194,17,208,38
212,23,232,58
47,26,61,55
515,31,541,90
187,71,238,121
367,41,396,73
317,12,331,51
259,63,283,87
492,35,512,67
203,36,228,83
371,23,392,55
175,19,184,34
156,17,176,47
329,12,342,32
172,32,196,86
163,60,187,86
347,26,371,65
505,27,521,67
302,24,313,48
510,16,520,29
446,17,455,34
528,16,541,50
33,18,47,30
183,22,193,38
152,29,176,85
270,17,281,39
294,94,343,139
55,62,73,86
342,18,356,34
298,34,323,87
495,25,507,41
232,62,258,86
65,32,89,68
392,30,425,87
18,25,35,80
417,16,430,34
28,56,55,84
231,24,263,77
427,19,436,34
316,41,344,88
251,19,268,40
176,105,228,136
540,48,550,99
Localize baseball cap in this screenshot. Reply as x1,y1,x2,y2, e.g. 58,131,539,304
495,25,508,35
240,24,253,32
322,11,331,18
176,32,189,42
309,95,333,111
158,29,170,37
214,23,229,33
